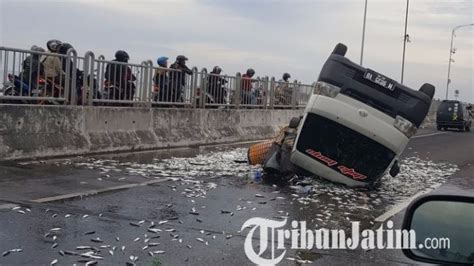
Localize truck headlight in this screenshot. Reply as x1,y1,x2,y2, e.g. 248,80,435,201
313,81,340,98
394,115,417,138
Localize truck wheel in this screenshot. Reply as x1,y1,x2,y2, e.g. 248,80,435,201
419,83,435,99
289,116,302,129
460,125,466,132
436,124,441,130
466,125,471,132
332,43,347,56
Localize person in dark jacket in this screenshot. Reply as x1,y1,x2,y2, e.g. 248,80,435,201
207,66,228,104
153,56,170,102
169,55,192,102
105,50,136,100
20,45,45,91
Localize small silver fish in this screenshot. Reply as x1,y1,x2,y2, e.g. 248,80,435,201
82,214,89,219
147,228,161,233
50,228,62,232
16,210,26,214
65,214,71,218
50,259,58,265
51,214,57,218
11,206,21,211
148,251,154,257
153,250,165,254
133,237,140,242
108,250,114,256
255,194,265,198
85,261,98,266
58,250,65,256
196,238,204,243
76,246,93,250
52,243,58,248
158,220,168,225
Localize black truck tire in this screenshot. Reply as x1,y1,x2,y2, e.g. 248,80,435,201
419,83,435,99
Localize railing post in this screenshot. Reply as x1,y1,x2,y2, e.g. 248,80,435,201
146,60,153,106
66,48,77,105
263,76,269,109
292,80,298,109
199,68,207,109
234,72,241,109
83,51,95,106
269,77,275,109
140,60,150,107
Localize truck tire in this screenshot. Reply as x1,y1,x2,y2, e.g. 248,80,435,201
332,43,347,56
289,116,302,129
419,83,435,99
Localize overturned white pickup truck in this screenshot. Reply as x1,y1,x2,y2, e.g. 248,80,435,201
251,43,435,188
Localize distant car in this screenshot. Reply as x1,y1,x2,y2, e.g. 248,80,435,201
290,43,435,188
436,100,472,132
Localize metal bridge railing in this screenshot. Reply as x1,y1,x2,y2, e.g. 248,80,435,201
0,46,313,109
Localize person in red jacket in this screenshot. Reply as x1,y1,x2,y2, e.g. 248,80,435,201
241,68,255,104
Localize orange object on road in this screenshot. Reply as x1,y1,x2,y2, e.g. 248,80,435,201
247,127,288,165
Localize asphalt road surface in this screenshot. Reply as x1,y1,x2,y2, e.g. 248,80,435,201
0,128,472,265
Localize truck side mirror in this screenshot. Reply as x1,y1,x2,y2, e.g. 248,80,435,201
402,195,474,265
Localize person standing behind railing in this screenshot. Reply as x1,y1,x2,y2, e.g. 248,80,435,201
208,66,228,104
275,73,292,106
169,55,192,102
42,39,66,89
104,50,136,101
241,68,256,104
20,45,45,91
153,56,169,102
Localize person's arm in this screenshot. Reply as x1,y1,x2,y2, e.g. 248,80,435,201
182,66,193,75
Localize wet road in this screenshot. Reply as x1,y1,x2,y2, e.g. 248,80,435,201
0,128,472,265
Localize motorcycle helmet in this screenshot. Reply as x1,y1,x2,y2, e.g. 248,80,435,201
212,66,222,74
115,50,130,63
176,55,188,63
283,73,291,81
58,43,73,55
46,39,62,52
246,68,255,77
30,45,45,53
157,56,169,67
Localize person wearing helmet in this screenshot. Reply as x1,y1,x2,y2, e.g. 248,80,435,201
207,66,228,104
57,43,86,102
19,45,46,91
104,50,136,100
241,68,256,104
46,39,62,53
153,56,170,102
169,55,193,102
275,73,292,106
43,40,66,89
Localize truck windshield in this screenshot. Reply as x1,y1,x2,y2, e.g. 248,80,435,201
296,113,395,182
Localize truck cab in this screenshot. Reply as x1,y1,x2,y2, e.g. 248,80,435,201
290,43,435,187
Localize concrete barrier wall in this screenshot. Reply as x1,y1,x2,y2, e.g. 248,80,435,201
0,105,302,161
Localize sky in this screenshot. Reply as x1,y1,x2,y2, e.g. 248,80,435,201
0,0,473,102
